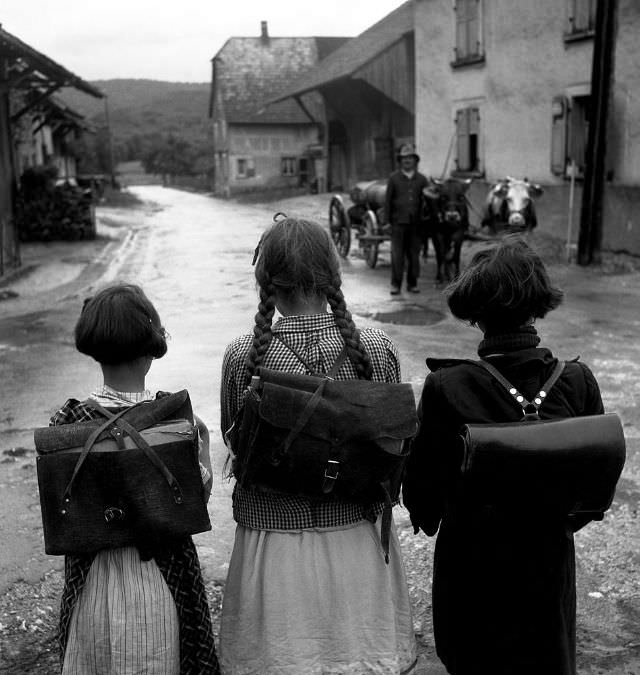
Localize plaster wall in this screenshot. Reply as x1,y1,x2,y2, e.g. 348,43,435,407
228,124,318,190
415,0,640,186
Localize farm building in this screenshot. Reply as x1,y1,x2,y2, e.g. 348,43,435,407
0,26,103,275
276,0,640,256
208,21,349,196
414,0,640,255
273,1,416,191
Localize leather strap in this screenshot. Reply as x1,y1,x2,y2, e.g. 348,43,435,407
64,400,185,505
478,359,566,416
272,332,348,378
63,405,134,501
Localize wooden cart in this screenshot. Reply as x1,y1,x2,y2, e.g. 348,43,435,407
328,178,389,268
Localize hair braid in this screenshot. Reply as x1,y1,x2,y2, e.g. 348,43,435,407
244,281,277,384
326,277,373,380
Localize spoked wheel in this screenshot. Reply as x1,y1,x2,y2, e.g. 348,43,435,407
362,210,379,268
328,196,351,258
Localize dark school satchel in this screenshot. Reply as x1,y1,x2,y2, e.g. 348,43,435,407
35,391,212,556
460,360,626,518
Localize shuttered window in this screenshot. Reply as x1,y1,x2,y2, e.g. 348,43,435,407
236,157,255,179
567,0,596,36
454,0,483,63
455,107,480,173
550,94,591,177
550,96,569,176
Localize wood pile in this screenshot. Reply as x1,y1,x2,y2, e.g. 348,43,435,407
15,167,96,242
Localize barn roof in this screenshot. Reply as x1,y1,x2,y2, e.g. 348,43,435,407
211,34,349,124
272,1,414,102
0,26,104,99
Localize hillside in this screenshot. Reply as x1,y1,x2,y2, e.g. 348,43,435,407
61,79,211,148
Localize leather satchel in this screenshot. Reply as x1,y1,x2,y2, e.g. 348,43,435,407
227,346,418,504
461,361,626,517
35,391,211,556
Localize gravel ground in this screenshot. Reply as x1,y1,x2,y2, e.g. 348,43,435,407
1,188,638,674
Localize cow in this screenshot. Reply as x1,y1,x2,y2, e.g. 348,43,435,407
423,177,472,284
481,177,543,234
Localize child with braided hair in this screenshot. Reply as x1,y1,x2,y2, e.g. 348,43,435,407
219,217,417,674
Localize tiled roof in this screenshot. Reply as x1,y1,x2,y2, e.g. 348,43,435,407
272,1,414,102
213,36,349,124
0,26,103,99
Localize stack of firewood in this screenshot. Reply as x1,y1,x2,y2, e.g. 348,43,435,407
15,168,96,242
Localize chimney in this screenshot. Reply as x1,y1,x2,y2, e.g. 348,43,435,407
261,21,269,45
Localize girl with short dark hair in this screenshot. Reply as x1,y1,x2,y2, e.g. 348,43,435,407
403,237,604,675
49,283,218,674
220,217,417,674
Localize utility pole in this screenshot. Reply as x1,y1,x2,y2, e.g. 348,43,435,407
577,0,618,265
103,96,116,188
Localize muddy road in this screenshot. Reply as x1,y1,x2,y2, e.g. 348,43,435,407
0,186,638,673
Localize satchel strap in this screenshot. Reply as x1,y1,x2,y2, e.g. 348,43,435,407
62,404,133,501
272,333,349,378
478,359,566,418
63,400,185,505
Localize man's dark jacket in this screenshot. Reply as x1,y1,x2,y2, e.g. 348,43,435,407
384,170,429,225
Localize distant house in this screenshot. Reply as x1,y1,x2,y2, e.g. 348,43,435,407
272,1,416,190
208,21,349,196
0,26,103,275
14,95,93,181
412,0,640,254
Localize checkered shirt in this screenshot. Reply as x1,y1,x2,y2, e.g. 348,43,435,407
220,313,402,531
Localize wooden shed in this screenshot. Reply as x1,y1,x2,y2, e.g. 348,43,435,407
273,1,416,190
0,26,103,276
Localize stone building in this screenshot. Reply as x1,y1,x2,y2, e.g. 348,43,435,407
414,0,640,253
208,22,348,196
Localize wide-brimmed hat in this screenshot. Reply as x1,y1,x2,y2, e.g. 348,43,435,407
397,143,420,162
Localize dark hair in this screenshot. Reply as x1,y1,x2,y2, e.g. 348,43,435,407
446,236,563,331
75,284,168,365
246,217,373,382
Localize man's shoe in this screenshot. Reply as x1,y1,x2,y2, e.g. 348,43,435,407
390,286,401,295
408,286,420,293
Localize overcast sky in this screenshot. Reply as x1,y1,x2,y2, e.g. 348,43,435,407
2,1,406,82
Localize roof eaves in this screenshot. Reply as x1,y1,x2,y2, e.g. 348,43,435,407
0,27,104,99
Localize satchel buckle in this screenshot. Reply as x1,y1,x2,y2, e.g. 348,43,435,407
324,460,340,481
104,506,125,522
322,460,340,495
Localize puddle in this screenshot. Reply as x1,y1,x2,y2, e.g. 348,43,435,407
366,305,446,326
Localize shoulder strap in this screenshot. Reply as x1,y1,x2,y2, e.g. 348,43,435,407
272,332,348,378
478,359,565,417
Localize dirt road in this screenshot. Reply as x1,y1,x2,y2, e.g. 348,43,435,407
0,187,638,674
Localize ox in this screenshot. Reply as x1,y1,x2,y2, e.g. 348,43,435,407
423,178,471,284
481,177,543,234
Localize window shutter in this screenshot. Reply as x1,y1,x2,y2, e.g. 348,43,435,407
455,0,468,59
575,0,588,31
567,0,576,32
467,0,480,56
550,96,568,176
456,109,470,171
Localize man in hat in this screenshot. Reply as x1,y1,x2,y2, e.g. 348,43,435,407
384,143,429,294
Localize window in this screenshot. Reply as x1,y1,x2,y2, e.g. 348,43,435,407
453,0,484,67
298,157,309,186
566,0,596,40
236,157,255,179
550,95,591,178
281,157,297,176
454,107,481,174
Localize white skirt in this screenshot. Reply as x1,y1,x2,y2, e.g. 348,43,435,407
219,516,417,675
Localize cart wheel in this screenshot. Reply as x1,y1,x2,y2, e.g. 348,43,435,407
362,210,379,268
328,196,351,258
